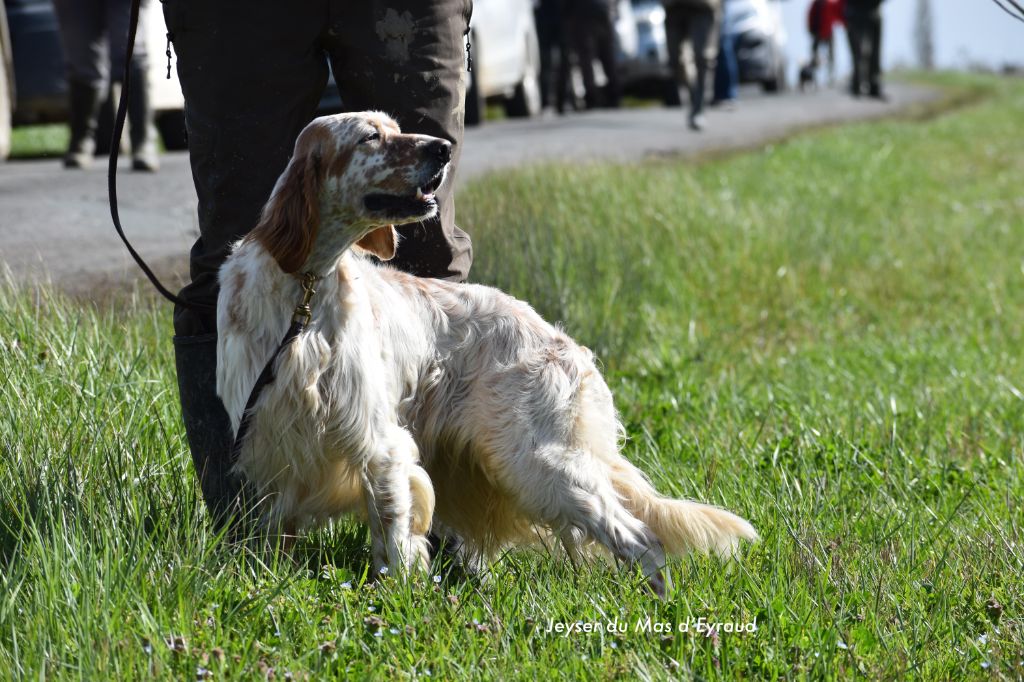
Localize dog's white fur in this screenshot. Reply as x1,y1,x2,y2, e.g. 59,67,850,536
217,112,756,594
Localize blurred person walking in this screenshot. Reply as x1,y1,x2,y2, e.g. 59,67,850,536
845,0,885,98
558,0,621,111
53,0,159,171
662,0,721,130
807,0,844,85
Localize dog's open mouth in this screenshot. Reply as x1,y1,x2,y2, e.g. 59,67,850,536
364,167,446,217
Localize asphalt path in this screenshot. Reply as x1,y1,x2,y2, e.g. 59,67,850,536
0,82,937,297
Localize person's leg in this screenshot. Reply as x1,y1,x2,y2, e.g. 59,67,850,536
555,11,574,114
714,34,728,102
687,7,715,128
106,0,147,92
713,28,737,103
570,19,600,110
52,0,107,168
162,0,329,527
663,5,686,107
724,28,738,101
810,37,821,69
534,1,557,109
595,17,620,108
867,9,883,96
106,0,158,170
826,36,835,84
126,56,159,171
325,0,473,281
845,11,863,95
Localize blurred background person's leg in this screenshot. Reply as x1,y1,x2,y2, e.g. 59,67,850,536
534,0,564,111
593,6,620,108
826,36,835,84
845,6,866,96
866,7,883,98
686,6,717,130
52,0,106,168
555,3,577,113
662,4,688,108
105,0,159,171
566,8,601,110
712,23,737,106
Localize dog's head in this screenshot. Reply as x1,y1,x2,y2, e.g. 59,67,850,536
250,112,451,273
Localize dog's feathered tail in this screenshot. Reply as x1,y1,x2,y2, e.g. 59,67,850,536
608,461,758,558
573,373,757,558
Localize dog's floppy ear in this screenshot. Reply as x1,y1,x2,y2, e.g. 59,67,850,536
355,226,398,261
250,145,323,274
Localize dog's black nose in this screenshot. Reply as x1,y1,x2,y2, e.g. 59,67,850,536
425,139,452,164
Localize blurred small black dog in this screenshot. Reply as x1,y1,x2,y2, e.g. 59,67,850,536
798,62,817,92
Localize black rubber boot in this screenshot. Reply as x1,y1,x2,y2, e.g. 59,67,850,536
64,79,103,169
173,333,254,533
128,59,160,172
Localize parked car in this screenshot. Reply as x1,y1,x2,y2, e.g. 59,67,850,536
619,0,671,97
6,0,74,126
727,0,788,91
620,0,787,98
3,0,188,151
614,0,639,67
465,0,541,126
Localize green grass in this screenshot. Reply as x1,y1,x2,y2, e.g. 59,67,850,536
2,72,1023,679
9,123,68,159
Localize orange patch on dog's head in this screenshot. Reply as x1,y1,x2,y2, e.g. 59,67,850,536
246,122,362,274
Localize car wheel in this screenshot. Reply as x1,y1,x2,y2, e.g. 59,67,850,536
504,33,541,119
156,109,188,151
464,31,484,127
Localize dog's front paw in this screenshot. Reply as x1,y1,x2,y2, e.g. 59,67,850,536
373,535,431,580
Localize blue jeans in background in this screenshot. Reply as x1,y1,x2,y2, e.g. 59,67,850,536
713,30,738,103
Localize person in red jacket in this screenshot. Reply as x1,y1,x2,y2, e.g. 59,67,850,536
807,0,844,85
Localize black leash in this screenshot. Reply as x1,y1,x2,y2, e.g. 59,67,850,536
229,273,320,463
110,0,214,312
110,0,318,465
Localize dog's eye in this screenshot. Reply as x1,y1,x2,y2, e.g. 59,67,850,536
362,131,381,144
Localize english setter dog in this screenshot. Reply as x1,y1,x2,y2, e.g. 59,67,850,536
217,112,756,595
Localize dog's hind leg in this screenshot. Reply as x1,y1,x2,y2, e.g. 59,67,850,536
497,445,670,597
362,426,434,576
